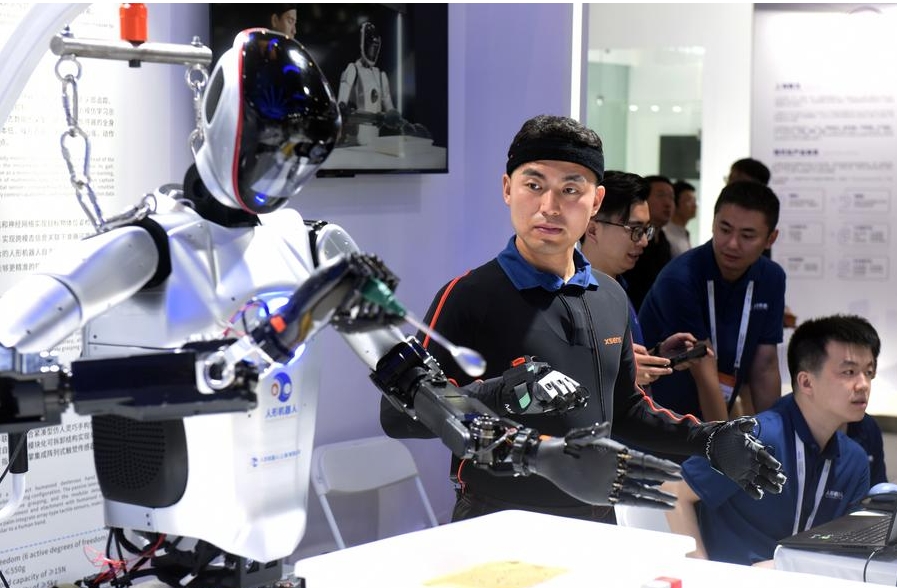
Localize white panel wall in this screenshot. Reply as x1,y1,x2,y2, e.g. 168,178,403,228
588,3,753,243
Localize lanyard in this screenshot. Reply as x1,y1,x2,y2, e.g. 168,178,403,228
707,280,754,371
793,432,832,534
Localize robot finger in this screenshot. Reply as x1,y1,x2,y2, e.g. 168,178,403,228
734,416,759,434
740,481,764,500
756,466,787,494
616,480,678,509
755,446,783,471
622,450,682,482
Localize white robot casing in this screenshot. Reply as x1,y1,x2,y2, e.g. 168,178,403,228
88,195,320,563
0,190,365,562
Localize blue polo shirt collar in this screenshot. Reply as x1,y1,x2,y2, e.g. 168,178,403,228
496,236,598,292
782,393,841,460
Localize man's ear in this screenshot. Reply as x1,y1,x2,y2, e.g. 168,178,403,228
502,174,512,206
593,185,605,217
796,370,813,396
587,220,599,237
766,228,779,249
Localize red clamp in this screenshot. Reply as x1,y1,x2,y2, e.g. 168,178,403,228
120,3,147,44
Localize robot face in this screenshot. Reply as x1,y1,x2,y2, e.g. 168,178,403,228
360,22,381,66
196,29,342,214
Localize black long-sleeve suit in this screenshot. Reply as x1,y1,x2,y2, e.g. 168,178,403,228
380,241,707,512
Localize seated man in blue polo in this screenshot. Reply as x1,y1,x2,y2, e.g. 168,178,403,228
662,314,877,566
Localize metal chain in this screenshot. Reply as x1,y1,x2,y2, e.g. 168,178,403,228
186,60,209,155
54,41,208,232
56,53,104,232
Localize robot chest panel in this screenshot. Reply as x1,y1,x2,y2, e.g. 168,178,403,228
85,220,313,351
356,67,382,108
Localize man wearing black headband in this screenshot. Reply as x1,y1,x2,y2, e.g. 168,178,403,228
381,114,786,522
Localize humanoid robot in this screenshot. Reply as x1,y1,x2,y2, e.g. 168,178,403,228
0,29,694,586
337,22,394,117
336,21,404,147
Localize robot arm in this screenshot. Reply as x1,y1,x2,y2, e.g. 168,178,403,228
337,62,357,112
0,224,161,353
379,70,395,112
370,337,680,507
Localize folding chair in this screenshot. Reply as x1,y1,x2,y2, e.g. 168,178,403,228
310,435,439,549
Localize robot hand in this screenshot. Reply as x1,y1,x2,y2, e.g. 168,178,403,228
526,423,682,508
380,109,405,135
703,416,787,499
337,101,356,118
248,252,404,364
329,253,403,334
484,356,587,415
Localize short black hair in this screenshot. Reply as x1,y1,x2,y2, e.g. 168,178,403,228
509,115,602,151
578,170,650,244
714,180,780,232
673,180,696,206
730,158,771,185
787,314,880,389
596,170,651,222
260,4,297,20
643,175,673,188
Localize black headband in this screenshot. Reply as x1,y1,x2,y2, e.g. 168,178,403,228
506,137,605,182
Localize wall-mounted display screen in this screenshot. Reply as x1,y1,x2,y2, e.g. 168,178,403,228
209,3,448,177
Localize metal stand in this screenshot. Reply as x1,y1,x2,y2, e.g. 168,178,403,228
50,32,211,67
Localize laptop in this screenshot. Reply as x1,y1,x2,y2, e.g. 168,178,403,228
778,499,897,554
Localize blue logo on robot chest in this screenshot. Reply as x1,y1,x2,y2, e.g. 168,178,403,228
265,371,298,419
271,371,293,402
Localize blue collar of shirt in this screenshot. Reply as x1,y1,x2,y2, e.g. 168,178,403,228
496,236,598,292
777,393,841,460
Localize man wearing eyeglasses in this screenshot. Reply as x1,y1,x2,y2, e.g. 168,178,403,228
638,181,785,424
580,170,705,389
621,175,676,312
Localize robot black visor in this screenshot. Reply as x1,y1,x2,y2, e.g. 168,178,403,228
506,138,605,183
236,31,341,214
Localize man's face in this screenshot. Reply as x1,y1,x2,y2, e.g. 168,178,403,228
503,160,602,269
589,201,650,276
711,203,777,281
802,341,874,426
272,9,297,38
647,181,674,227
677,189,697,222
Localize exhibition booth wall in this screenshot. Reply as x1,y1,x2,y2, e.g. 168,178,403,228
6,3,897,585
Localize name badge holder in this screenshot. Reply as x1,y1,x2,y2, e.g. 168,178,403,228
708,280,754,411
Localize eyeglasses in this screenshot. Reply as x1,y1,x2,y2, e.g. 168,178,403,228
594,219,656,242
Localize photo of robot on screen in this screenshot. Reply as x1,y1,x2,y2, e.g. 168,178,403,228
335,20,430,148
209,3,449,174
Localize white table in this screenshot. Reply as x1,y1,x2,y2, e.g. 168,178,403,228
775,544,897,586
293,510,871,587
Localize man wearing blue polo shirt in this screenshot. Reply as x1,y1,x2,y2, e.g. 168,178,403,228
663,314,877,566
639,181,785,423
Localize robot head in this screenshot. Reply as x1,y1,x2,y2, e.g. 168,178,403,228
360,22,381,67
195,29,341,215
